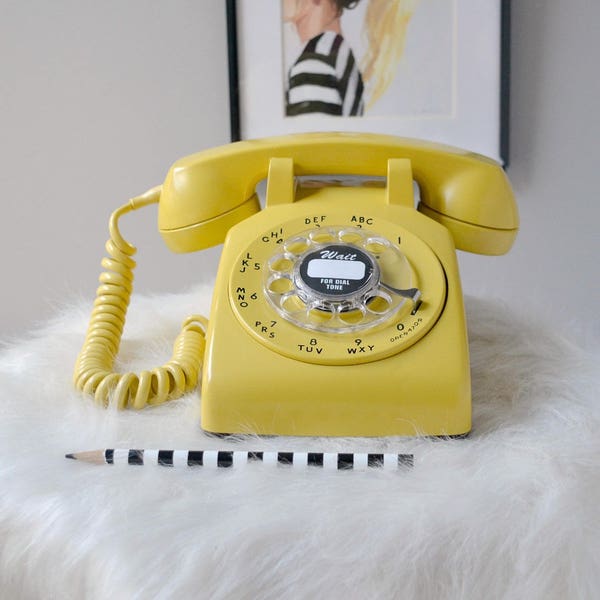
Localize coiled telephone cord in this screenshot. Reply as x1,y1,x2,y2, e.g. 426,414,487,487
73,186,208,409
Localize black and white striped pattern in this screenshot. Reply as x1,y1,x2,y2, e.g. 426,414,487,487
105,449,413,470
286,31,364,117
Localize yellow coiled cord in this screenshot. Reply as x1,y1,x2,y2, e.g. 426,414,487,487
73,186,208,409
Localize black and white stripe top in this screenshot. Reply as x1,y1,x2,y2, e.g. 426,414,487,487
286,31,364,117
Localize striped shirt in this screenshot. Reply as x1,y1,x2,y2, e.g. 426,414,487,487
286,31,364,117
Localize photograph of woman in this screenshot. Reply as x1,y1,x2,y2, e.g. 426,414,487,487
283,0,421,117
232,0,501,161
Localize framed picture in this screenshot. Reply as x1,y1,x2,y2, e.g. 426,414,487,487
227,0,510,164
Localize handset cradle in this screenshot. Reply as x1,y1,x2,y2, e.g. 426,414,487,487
158,133,517,255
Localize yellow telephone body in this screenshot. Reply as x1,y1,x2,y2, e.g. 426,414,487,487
75,132,518,437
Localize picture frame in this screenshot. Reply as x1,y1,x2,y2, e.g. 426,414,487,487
227,0,510,165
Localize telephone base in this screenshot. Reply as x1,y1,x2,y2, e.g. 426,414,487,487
200,300,471,438
200,195,472,438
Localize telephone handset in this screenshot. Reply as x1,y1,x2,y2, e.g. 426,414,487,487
74,133,518,437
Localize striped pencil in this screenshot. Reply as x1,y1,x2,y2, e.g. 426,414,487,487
66,449,414,470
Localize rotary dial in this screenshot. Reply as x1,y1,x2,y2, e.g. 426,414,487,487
264,227,421,333
228,214,446,366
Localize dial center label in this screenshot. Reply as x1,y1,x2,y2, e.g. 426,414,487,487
306,257,366,280
298,244,375,298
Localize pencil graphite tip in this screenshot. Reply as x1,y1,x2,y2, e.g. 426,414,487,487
65,453,76,460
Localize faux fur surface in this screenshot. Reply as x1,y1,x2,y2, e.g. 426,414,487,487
1,284,599,599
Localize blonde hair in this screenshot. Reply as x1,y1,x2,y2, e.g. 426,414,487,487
360,0,419,109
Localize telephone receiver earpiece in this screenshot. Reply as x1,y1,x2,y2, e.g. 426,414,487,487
157,133,518,256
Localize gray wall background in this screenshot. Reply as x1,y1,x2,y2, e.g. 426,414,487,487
1,1,598,343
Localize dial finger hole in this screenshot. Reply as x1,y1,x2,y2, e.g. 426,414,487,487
308,309,335,324
268,254,295,273
284,237,311,255
338,229,364,245
280,292,307,313
267,275,294,294
364,237,390,254
338,305,367,325
309,229,335,244
307,301,335,324
365,291,393,314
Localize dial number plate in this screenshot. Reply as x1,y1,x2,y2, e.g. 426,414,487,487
229,213,446,365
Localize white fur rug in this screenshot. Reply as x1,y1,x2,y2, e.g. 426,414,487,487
1,284,599,599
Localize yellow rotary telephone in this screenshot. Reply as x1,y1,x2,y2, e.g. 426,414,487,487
74,132,518,437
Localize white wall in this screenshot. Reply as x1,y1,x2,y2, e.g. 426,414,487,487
0,0,228,339
459,0,600,343
1,1,599,342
